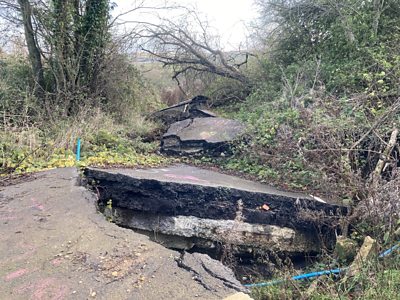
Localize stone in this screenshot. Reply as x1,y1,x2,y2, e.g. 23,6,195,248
334,236,358,263
224,292,254,300
162,117,246,155
347,236,378,277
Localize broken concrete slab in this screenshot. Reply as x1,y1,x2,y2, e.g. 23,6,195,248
149,95,245,155
85,164,345,256
85,164,344,230
112,210,321,254
0,168,242,300
161,117,246,155
177,252,246,292
151,95,211,126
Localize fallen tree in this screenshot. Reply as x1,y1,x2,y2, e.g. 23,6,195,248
128,7,252,91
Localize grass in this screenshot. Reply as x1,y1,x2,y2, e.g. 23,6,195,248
0,108,170,176
250,251,400,299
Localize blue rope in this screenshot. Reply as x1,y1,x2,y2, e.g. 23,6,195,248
244,240,400,288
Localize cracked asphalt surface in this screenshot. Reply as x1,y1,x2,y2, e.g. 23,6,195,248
0,168,239,300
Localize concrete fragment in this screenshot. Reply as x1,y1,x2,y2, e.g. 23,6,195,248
334,236,358,263
177,252,246,292
347,236,378,277
223,292,253,300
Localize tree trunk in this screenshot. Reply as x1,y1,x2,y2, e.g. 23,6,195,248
372,0,384,37
17,0,45,98
370,127,399,186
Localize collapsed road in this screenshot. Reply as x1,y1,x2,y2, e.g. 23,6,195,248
0,168,244,300
0,164,347,299
85,165,346,265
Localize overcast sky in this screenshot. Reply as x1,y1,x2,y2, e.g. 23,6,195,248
113,0,258,50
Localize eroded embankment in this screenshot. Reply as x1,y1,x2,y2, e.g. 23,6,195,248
85,164,346,279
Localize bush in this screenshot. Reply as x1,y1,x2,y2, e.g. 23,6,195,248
0,54,41,127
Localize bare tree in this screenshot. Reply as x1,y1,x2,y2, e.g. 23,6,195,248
17,0,45,97
131,7,252,89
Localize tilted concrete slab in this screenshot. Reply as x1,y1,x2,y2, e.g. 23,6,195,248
85,164,346,254
89,164,310,200
162,118,246,155
164,118,246,144
151,96,210,126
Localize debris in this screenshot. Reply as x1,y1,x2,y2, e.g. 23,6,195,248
309,194,327,203
178,252,246,292
334,236,357,263
347,236,377,277
261,204,270,211
151,95,211,126
223,292,253,300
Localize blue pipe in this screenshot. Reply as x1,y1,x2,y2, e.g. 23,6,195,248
379,241,400,258
244,240,400,288
291,268,344,281
244,268,345,288
76,138,81,161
